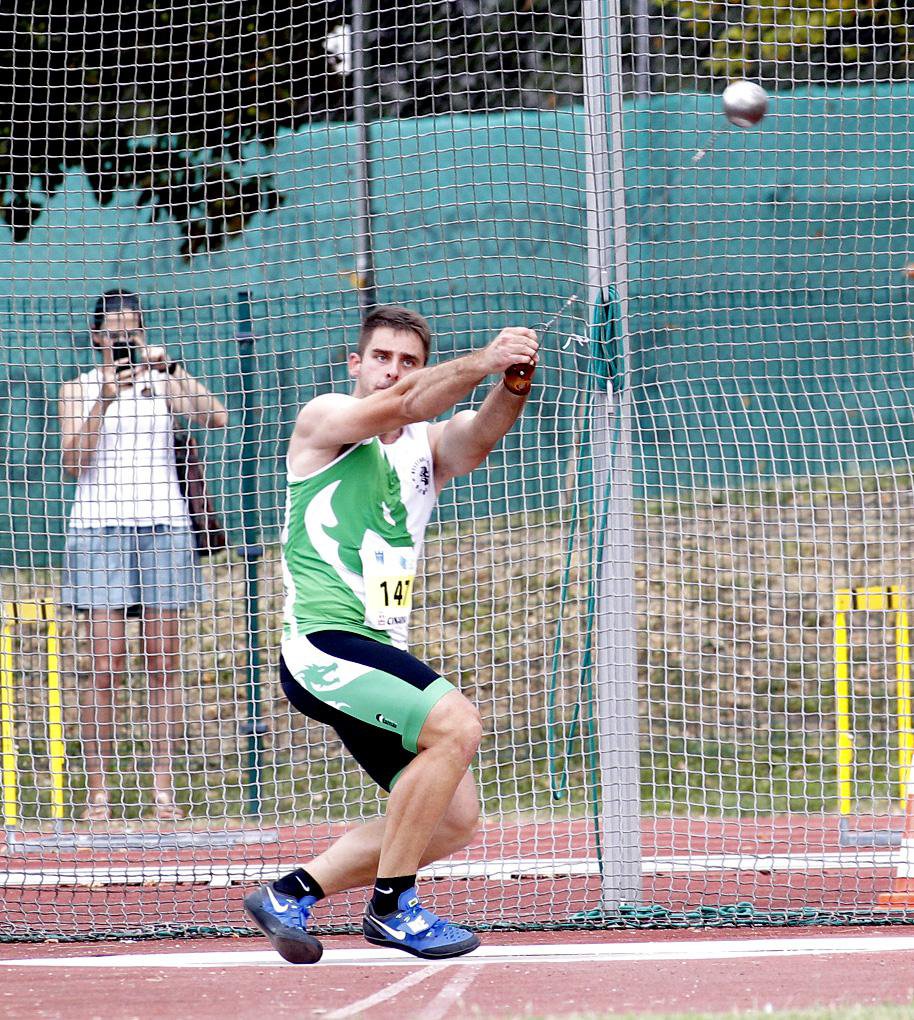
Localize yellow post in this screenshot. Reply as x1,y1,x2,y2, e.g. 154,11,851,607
834,590,853,817
41,603,65,822
893,587,913,806
836,585,914,817
0,601,67,828
0,603,19,829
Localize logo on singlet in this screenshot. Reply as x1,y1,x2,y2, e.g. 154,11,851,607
411,458,431,495
376,713,398,729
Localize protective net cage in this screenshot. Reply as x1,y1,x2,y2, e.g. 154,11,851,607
3,0,914,941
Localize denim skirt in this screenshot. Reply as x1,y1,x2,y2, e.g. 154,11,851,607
61,524,207,610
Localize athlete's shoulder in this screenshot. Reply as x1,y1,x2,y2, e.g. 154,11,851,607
402,419,433,439
298,392,359,421
293,392,361,443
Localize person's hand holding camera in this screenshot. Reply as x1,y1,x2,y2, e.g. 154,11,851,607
98,331,140,404
146,345,184,380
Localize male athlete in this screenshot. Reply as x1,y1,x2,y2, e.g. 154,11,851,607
244,305,538,962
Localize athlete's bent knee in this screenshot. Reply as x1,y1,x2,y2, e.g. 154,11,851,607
428,712,481,767
420,694,482,765
449,707,482,765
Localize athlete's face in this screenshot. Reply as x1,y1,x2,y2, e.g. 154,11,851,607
349,327,427,397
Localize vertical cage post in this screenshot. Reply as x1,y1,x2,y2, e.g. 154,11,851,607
631,0,651,96
237,290,265,818
583,0,643,908
351,0,376,314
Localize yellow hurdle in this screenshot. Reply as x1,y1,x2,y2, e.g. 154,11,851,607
0,607,17,828
0,601,66,828
834,586,912,816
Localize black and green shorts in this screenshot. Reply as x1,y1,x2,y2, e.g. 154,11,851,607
280,630,455,791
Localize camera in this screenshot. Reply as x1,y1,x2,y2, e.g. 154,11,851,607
111,340,143,366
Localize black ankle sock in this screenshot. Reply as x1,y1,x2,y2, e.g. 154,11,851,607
371,874,416,916
273,867,325,901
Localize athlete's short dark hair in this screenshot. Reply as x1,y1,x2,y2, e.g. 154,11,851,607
359,305,432,364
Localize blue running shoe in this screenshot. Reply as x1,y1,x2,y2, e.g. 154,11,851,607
363,887,480,960
244,884,323,964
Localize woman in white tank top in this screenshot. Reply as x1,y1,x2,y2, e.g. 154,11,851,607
59,290,228,822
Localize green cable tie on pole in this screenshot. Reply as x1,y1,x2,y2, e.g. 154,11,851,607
545,292,615,818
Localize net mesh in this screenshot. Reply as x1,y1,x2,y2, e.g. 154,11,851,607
3,1,914,940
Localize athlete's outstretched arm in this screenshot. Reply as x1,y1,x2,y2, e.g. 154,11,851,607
294,327,538,452
429,372,536,488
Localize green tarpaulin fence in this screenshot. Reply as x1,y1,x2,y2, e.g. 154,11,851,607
4,86,914,566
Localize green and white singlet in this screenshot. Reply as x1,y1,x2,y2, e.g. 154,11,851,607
281,422,437,649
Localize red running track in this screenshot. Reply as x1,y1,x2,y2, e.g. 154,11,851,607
1,814,911,939
3,929,914,1018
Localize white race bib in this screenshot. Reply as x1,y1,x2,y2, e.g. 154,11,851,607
359,531,417,631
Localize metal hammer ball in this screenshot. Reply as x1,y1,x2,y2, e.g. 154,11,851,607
722,80,769,127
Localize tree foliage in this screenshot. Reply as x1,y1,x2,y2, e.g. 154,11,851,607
0,2,349,257
654,0,914,90
0,1,582,257
5,0,912,257
363,0,582,119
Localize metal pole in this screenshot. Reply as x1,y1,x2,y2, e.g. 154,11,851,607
631,0,651,98
351,0,376,314
582,0,643,909
237,290,265,818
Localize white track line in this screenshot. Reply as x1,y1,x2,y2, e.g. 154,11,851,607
0,851,903,888
324,963,453,1019
644,851,902,874
4,936,914,969
422,964,478,1020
